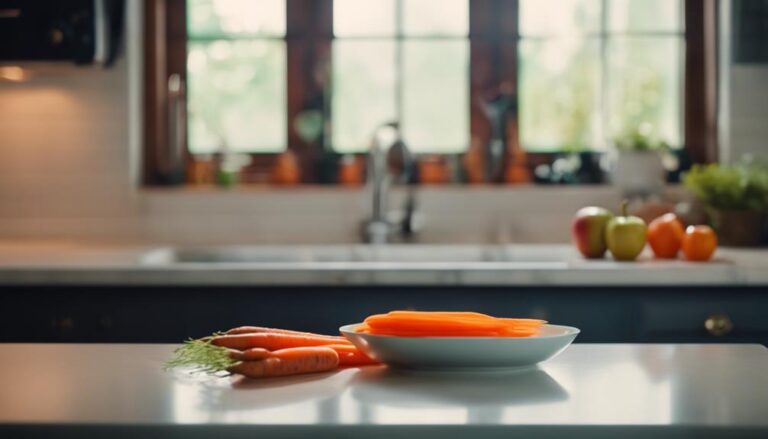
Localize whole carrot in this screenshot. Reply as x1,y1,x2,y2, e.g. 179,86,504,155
325,344,378,367
226,326,350,343
228,347,271,362
228,346,339,378
212,332,351,351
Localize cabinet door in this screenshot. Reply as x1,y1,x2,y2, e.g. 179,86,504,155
638,298,768,344
0,290,67,341
0,288,187,342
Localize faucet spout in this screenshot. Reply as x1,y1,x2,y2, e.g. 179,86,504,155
362,121,416,244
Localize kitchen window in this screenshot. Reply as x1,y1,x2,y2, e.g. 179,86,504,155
519,0,684,152
186,0,287,154
143,0,716,185
332,0,469,154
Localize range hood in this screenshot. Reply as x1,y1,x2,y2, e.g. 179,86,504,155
0,0,125,67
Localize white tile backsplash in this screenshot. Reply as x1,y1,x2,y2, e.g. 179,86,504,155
727,65,768,160
719,0,768,162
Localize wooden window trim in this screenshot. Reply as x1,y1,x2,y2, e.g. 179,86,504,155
144,0,717,186
685,0,719,164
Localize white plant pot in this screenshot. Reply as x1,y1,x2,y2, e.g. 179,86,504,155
611,150,666,197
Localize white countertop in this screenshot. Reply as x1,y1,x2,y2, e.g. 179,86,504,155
0,242,766,286
0,343,766,438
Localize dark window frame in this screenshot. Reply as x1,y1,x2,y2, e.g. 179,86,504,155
143,0,717,186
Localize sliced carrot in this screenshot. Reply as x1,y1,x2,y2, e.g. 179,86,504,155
361,311,545,337
365,314,509,335
212,332,351,351
498,318,547,327
354,323,371,333
387,311,495,320
365,314,505,329
362,328,508,337
228,346,339,378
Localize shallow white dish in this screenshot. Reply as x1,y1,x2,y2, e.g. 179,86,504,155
340,323,579,371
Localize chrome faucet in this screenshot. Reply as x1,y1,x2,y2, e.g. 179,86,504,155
362,122,418,244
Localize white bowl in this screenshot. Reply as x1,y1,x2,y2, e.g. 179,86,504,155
340,323,579,371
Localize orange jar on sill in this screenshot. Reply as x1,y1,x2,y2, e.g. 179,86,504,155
338,155,364,186
186,155,216,185
271,150,301,185
418,155,451,185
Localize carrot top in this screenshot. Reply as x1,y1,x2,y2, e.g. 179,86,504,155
165,337,236,373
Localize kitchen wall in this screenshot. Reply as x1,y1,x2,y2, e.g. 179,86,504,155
0,59,142,241
719,0,768,162
721,66,768,162
0,2,758,246
0,2,140,242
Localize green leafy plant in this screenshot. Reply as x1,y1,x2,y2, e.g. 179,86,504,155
613,123,669,152
683,162,768,211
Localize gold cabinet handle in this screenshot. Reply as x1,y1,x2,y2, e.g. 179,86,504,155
704,314,733,337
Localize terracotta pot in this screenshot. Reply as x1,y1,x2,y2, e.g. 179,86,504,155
708,209,767,247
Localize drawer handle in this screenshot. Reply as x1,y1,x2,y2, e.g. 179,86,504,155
704,314,733,337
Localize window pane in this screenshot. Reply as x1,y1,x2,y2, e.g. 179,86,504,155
519,0,601,36
402,41,469,153
403,0,468,36
188,0,285,37
187,41,286,154
332,41,397,152
519,39,601,151
608,37,683,148
334,0,396,36
608,0,683,33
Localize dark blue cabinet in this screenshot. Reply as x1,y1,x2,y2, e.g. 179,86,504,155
1,286,766,345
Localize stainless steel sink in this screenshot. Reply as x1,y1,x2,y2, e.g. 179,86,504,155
139,245,574,266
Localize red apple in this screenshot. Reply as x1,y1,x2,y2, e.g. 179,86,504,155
572,207,614,259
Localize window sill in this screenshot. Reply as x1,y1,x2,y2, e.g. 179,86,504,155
140,182,684,193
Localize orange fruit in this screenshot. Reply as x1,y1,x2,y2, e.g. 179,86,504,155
681,225,718,262
647,213,685,258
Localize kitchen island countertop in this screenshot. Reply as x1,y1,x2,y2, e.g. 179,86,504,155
0,343,766,438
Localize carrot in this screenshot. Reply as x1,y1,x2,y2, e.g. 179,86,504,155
388,311,495,320
360,328,509,337
228,347,271,362
365,313,509,334
228,346,339,378
498,318,547,327
361,311,546,337
226,326,351,343
212,332,351,351
228,344,376,367
325,344,378,367
354,323,371,333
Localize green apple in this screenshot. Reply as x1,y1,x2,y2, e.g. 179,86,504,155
606,201,647,261
572,207,614,258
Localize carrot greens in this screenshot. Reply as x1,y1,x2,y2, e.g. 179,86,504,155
165,337,236,374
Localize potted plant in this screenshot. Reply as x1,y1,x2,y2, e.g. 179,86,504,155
611,123,668,197
683,162,768,246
